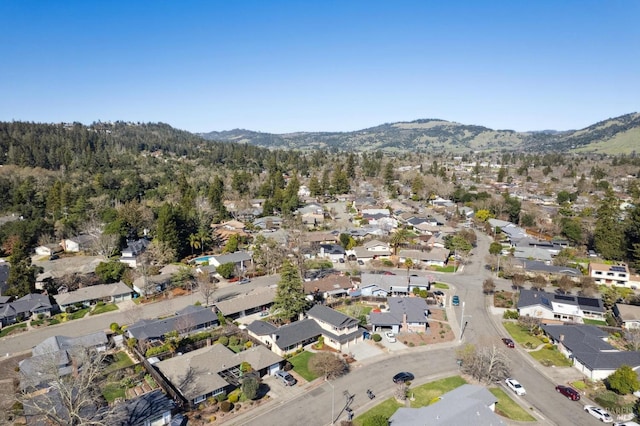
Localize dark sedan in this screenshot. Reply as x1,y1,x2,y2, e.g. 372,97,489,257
556,385,581,401
392,372,415,383
502,338,515,348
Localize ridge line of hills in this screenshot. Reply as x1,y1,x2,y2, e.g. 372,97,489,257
199,112,640,155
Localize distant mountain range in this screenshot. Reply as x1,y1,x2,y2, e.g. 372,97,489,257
199,112,640,155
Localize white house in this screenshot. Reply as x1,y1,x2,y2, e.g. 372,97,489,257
517,289,605,323
589,262,630,287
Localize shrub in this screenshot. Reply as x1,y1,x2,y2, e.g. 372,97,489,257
372,333,382,342
244,341,253,349
228,393,239,403
220,401,233,412
229,335,240,346
218,336,229,346
502,310,519,319
215,392,227,403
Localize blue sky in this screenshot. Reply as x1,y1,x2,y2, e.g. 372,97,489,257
1,1,638,133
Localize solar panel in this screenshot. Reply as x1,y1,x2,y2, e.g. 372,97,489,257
555,294,574,301
577,297,601,307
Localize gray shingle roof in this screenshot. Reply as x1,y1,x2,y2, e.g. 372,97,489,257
389,384,504,426
370,297,429,327
542,324,640,370
518,289,605,313
214,286,275,316
307,304,358,329
126,306,218,341
53,281,132,306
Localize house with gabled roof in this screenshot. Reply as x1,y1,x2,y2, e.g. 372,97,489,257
303,274,353,300
0,293,53,326
206,251,253,273
359,273,431,298
246,304,364,357
213,286,276,319
613,303,640,329
126,305,218,344
351,239,391,261
53,281,133,310
517,289,605,323
153,343,283,408
389,384,504,426
542,324,640,380
369,297,430,334
61,234,95,253
119,238,150,268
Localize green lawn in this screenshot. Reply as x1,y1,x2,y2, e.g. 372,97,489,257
101,382,126,403
489,387,536,422
90,303,119,315
583,318,607,326
103,351,135,374
433,266,456,273
503,322,544,348
433,282,450,289
354,376,467,426
529,347,572,367
67,308,91,320
0,322,27,338
335,303,373,317
289,351,319,382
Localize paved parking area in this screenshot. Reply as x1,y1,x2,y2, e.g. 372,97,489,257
349,340,386,361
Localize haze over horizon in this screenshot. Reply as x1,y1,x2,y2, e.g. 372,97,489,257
1,1,638,135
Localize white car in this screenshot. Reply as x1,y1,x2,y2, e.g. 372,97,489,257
385,332,397,343
584,405,613,423
505,378,526,396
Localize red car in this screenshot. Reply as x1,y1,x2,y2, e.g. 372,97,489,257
556,385,580,401
502,338,515,348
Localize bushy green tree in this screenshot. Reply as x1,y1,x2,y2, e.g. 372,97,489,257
241,376,259,400
216,262,236,279
95,260,127,283
608,365,640,395
272,260,308,323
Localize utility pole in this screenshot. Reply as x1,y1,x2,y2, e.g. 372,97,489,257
326,379,335,425
459,301,465,342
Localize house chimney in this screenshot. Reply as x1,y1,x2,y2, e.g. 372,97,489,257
559,334,564,342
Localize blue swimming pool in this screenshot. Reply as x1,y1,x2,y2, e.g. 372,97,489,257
192,255,214,264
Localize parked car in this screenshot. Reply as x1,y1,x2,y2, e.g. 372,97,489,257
49,253,59,261
555,385,580,401
452,295,460,306
339,258,345,263
357,260,364,265
584,405,613,423
432,290,444,296
392,372,414,383
274,370,297,386
613,422,640,426
238,278,251,284
505,378,526,396
259,310,269,317
385,332,397,343
383,271,396,275
502,338,515,348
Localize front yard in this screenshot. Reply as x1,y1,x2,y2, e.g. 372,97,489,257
503,322,545,349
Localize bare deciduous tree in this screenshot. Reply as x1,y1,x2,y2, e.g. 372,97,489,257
308,352,348,380
196,271,218,307
482,278,496,294
456,343,510,384
511,273,527,290
579,276,598,297
557,275,574,294
530,275,547,291
20,347,116,426
518,315,542,334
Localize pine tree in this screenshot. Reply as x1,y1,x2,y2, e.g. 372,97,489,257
272,260,308,323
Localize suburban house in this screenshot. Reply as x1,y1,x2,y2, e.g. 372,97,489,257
205,251,253,273
303,274,353,300
252,215,283,230
389,384,505,426
351,239,392,261
246,304,364,357
119,238,150,268
0,293,53,326
126,305,219,344
112,389,181,426
34,243,63,257
589,262,630,287
53,281,133,311
153,343,283,408
541,324,640,380
19,331,109,390
132,273,174,297
211,220,249,243
398,247,450,268
61,234,94,253
359,273,431,298
515,260,582,281
369,297,430,334
517,289,606,323
213,287,276,320
319,244,346,262
613,303,640,329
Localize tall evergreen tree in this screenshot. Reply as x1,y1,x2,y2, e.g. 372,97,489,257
594,189,625,260
272,260,308,323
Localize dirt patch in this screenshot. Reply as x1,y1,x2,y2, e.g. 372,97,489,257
493,290,516,308
398,308,455,346
0,353,30,424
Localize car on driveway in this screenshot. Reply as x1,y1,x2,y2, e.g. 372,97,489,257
392,372,414,384
275,370,297,386
502,338,515,348
584,405,612,423
505,378,526,396
555,385,580,401
385,332,397,343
